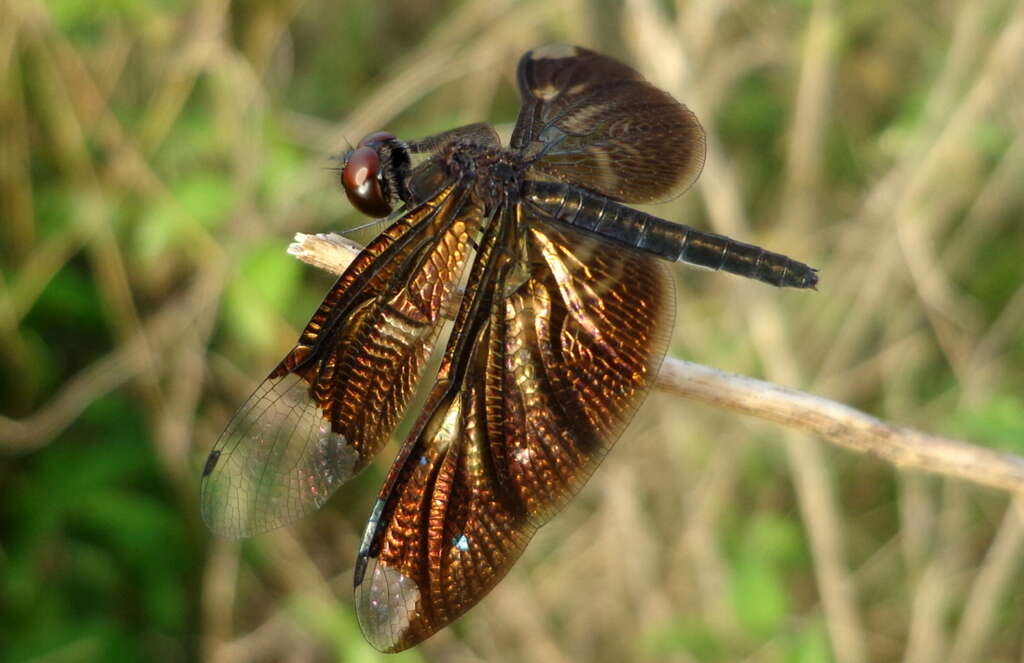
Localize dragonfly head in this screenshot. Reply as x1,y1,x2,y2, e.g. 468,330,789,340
340,131,412,218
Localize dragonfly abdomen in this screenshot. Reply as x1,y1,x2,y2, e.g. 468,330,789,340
524,180,817,289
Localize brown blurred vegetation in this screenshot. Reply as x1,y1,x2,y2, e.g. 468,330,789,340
2,0,1024,662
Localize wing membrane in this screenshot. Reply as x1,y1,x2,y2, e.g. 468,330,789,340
201,179,481,538
353,204,674,651
511,44,706,203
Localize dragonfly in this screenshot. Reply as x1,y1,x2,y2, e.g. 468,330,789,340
201,44,818,653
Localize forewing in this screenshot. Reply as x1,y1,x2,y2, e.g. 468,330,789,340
511,44,706,203
353,207,675,651
201,180,481,538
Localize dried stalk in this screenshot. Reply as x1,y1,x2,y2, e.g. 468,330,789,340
289,231,1024,497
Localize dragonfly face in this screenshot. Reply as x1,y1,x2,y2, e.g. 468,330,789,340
201,44,818,653
340,131,414,217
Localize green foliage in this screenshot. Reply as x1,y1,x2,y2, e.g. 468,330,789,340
1,396,195,661
32,186,75,239
962,220,1024,321
643,615,729,660
951,396,1024,455
717,72,787,208
287,596,425,663
222,241,303,355
15,266,109,411
727,514,803,636
137,173,235,263
784,622,833,663
644,514,813,660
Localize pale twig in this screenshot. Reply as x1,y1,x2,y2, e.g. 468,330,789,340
288,232,1024,497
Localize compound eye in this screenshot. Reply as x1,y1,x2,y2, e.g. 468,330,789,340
358,131,395,149
341,145,392,217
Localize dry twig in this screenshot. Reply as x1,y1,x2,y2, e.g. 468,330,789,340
289,232,1024,497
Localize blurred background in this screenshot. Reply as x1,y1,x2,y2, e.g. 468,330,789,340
3,0,1024,661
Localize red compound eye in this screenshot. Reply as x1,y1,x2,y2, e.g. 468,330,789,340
342,145,391,217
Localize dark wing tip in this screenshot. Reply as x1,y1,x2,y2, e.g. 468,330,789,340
201,449,221,477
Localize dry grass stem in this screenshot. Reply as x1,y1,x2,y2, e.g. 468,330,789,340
289,231,1024,498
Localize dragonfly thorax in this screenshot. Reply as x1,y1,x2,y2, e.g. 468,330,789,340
436,140,526,208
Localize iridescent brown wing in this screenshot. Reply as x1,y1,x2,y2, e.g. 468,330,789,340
352,203,675,652
200,178,481,538
510,44,706,204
